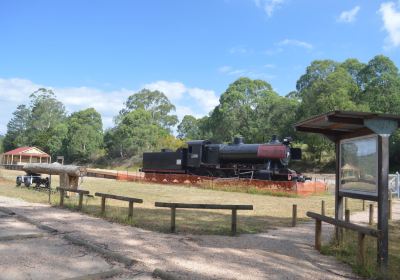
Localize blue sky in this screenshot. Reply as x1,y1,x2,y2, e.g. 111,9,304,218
0,0,399,134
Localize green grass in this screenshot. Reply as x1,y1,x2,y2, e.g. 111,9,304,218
321,221,400,280
0,169,365,235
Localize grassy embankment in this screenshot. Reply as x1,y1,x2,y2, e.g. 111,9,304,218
0,169,364,235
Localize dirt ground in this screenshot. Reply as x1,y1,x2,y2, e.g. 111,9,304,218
0,195,375,280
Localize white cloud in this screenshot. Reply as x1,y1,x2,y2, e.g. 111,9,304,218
254,0,285,17
143,80,218,113
142,80,186,100
379,1,400,49
187,88,219,111
277,39,313,50
0,78,218,134
338,6,360,23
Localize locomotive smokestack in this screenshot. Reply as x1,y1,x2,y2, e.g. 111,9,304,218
233,136,244,145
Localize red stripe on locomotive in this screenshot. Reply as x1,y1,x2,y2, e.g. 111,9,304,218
257,144,287,159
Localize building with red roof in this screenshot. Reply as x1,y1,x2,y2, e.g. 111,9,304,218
1,147,51,165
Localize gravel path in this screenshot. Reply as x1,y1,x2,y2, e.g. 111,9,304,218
2,196,394,280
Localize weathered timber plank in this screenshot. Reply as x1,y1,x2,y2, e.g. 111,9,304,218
306,211,380,238
56,187,89,195
154,202,253,210
94,192,143,203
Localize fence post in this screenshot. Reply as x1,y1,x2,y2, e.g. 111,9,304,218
396,172,400,198
171,207,176,233
315,219,321,251
292,204,297,227
231,209,237,235
78,193,83,210
101,197,106,215
389,198,392,221
128,201,134,218
357,233,365,266
321,200,325,216
362,200,365,211
345,209,350,223
345,197,349,210
59,189,64,207
369,204,374,225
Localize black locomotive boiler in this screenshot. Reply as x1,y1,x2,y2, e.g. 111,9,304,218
141,136,305,182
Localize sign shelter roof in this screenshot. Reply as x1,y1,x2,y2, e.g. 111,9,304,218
294,111,400,141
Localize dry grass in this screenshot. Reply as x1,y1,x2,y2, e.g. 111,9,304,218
0,169,365,235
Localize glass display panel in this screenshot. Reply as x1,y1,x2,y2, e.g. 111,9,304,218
340,135,378,195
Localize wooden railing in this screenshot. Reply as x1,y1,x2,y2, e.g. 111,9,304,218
155,202,253,235
56,187,90,210
306,211,381,266
95,192,143,218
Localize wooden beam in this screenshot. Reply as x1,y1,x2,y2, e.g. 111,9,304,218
95,192,143,203
154,202,253,210
306,211,381,238
56,187,89,195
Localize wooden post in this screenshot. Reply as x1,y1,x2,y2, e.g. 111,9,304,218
345,209,350,236
357,233,365,266
389,198,392,221
315,219,321,251
334,141,344,243
171,207,176,233
292,204,297,227
231,209,237,235
362,200,365,211
377,135,389,271
128,201,134,218
78,193,83,210
101,197,106,214
59,189,64,207
345,197,349,210
369,204,374,225
321,200,325,216
345,209,350,223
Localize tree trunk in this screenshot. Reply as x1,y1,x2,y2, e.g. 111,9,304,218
23,163,86,176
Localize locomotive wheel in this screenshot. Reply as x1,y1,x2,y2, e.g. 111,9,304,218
16,177,22,187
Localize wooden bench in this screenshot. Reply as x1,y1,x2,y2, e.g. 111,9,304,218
307,211,381,266
94,192,143,218
155,202,253,235
56,187,90,210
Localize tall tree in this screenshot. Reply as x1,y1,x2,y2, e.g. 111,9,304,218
120,89,178,131
106,109,168,159
3,104,31,151
360,55,400,113
296,61,363,163
65,108,104,162
209,77,279,143
28,88,67,156
177,115,201,140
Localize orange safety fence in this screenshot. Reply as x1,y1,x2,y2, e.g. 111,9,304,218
111,171,327,196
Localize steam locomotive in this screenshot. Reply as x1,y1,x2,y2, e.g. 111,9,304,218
141,136,306,182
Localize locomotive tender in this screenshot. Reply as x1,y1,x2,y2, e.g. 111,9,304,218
142,136,305,182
